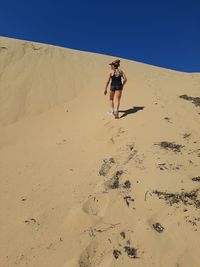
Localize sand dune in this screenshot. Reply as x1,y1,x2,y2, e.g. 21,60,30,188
0,36,200,267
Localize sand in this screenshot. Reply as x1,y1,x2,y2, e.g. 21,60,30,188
0,36,200,267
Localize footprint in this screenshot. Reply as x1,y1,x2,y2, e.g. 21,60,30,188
61,257,80,267
56,139,67,145
82,193,110,217
111,128,126,141
104,170,124,190
79,238,113,267
99,157,115,177
115,127,125,137
112,230,139,260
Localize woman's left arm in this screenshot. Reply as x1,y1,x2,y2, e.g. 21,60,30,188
121,70,127,87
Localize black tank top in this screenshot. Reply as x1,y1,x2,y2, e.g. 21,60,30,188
110,69,122,86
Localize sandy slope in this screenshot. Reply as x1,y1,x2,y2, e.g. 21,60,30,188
0,36,200,267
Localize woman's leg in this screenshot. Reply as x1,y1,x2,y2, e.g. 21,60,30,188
109,90,115,111
114,89,122,111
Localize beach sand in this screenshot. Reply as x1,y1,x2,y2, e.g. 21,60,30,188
0,36,200,267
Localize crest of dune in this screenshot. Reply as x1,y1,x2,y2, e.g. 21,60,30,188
0,36,111,125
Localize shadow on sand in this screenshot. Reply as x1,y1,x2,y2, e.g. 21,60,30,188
119,106,144,118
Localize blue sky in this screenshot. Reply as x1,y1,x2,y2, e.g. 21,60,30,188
1,0,200,72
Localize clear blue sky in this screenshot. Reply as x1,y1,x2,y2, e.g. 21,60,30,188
1,0,200,72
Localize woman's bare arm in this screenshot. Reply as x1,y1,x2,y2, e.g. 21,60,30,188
104,72,111,94
121,70,127,87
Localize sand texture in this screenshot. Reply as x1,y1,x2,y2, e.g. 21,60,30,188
0,36,200,267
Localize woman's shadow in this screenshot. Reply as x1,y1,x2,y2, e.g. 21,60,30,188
119,106,144,118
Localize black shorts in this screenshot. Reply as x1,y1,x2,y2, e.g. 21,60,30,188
110,84,123,91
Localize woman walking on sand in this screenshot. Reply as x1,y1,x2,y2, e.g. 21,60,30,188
104,59,127,119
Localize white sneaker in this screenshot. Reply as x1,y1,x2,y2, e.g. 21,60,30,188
107,109,114,115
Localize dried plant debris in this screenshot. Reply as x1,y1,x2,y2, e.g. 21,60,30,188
123,196,135,207
113,249,122,259
112,231,139,260
153,188,200,208
155,141,184,152
120,231,126,239
105,170,124,189
99,157,115,176
164,117,172,123
111,171,122,189
124,246,138,258
127,144,135,151
183,133,191,139
84,223,120,238
152,222,165,233
179,94,200,107
123,180,131,188
192,176,200,182
158,163,182,170
185,216,200,227
152,189,200,230
24,218,40,227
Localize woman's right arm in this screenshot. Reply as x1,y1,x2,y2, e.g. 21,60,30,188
104,72,111,95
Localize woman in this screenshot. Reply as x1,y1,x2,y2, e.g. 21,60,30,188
104,59,127,119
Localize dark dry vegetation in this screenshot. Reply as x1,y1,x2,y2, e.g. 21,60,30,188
113,246,138,259
192,176,200,182
99,157,115,176
105,170,124,189
164,117,172,123
124,246,138,258
112,231,138,260
155,141,184,152
123,196,135,207
158,162,182,170
152,222,165,233
179,94,200,107
120,231,126,239
123,180,131,189
152,188,200,208
113,249,122,259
